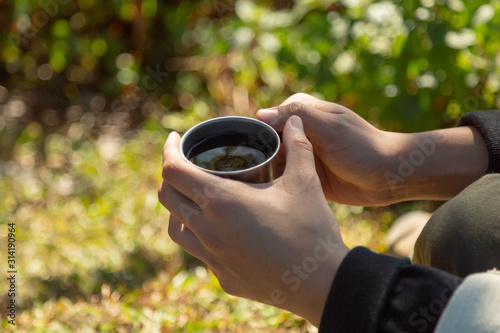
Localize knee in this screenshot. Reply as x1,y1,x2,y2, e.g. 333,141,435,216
413,174,500,277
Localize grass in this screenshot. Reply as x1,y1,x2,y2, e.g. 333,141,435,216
0,114,407,332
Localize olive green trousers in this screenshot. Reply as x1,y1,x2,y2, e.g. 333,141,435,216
413,174,500,278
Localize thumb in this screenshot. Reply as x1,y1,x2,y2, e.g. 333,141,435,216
257,101,330,133
282,116,317,181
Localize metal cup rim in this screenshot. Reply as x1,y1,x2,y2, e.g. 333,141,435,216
179,116,281,175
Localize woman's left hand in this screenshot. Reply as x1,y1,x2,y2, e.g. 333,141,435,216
158,116,349,326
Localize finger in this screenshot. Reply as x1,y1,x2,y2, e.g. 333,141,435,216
168,215,216,266
281,116,317,181
158,179,202,226
314,153,335,200
278,93,350,112
280,93,321,107
257,93,336,128
257,101,333,138
276,143,286,177
162,131,228,201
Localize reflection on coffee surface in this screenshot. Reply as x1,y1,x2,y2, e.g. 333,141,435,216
187,132,272,172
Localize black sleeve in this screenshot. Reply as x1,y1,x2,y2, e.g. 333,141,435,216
318,247,463,333
457,111,500,173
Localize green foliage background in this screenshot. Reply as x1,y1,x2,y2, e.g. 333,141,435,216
1,0,500,331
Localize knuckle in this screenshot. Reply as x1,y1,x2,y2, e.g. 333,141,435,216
168,220,180,243
292,136,314,152
157,187,165,206
158,183,182,211
287,101,306,114
162,162,180,182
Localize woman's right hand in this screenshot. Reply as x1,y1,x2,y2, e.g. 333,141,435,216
257,93,488,206
257,93,399,206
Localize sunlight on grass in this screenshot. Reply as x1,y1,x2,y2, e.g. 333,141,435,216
1,114,391,331
3,0,498,330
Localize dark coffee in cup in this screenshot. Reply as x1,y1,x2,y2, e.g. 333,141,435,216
186,132,273,172
180,116,280,183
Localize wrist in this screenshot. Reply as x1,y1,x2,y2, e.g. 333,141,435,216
294,245,350,327
375,131,412,204
383,127,488,202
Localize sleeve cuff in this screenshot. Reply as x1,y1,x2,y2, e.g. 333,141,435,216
458,111,500,174
318,247,410,332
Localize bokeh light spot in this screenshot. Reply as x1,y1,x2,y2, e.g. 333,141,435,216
91,39,108,57
70,12,86,30
4,98,26,118
52,20,71,39
116,53,134,69
49,52,67,72
37,63,54,80
16,13,31,32
117,69,139,85
0,85,9,103
120,3,138,21
142,0,157,18
90,95,106,112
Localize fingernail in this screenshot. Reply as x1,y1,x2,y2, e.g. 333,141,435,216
257,108,279,125
290,116,303,131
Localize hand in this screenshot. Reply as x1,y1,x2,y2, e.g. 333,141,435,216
257,93,488,205
158,116,349,326
258,93,397,206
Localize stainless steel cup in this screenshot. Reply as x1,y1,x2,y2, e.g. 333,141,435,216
179,116,280,183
